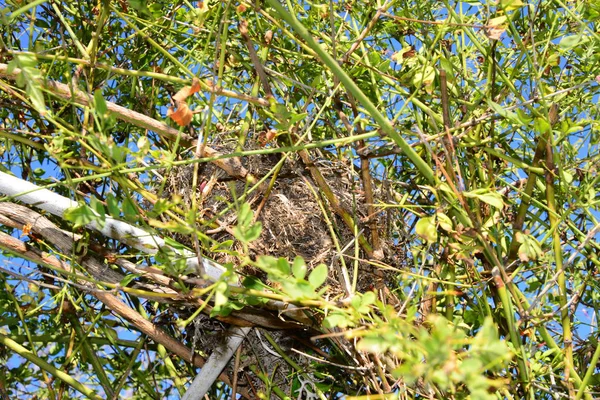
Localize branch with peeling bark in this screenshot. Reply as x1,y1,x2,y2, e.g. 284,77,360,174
0,205,250,398
0,171,319,398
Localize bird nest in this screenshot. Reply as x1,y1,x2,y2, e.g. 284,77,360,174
158,144,399,292
152,143,406,397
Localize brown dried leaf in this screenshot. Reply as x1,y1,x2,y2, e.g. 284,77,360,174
485,16,507,41
173,78,201,102
167,103,193,126
168,78,200,126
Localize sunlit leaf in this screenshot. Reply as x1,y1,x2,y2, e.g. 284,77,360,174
416,216,438,243
308,264,328,289
464,189,505,210
292,256,307,280
64,203,96,229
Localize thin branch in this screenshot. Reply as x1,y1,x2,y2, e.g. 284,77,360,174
0,63,254,181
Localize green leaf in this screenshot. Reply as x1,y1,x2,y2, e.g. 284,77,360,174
362,291,376,306
559,35,581,50
415,216,438,243
214,281,229,308
281,280,318,300
487,100,521,125
308,264,328,288
106,193,120,218
356,335,390,353
436,211,453,232
148,197,171,217
119,274,141,287
323,312,353,329
26,83,46,116
94,90,108,117
149,219,194,234
63,203,96,229
463,189,504,210
275,257,291,276
245,221,262,242
210,240,234,252
127,0,153,17
292,256,307,279
242,276,265,290
256,255,277,269
122,197,139,220
89,196,106,227
137,136,149,152
516,108,532,125
518,234,543,262
233,203,262,243
411,65,436,88
499,0,524,11
533,117,551,137
238,202,253,227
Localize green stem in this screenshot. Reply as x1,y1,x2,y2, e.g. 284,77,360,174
265,0,436,186
544,133,574,391
575,335,600,400
0,333,102,400
492,268,530,389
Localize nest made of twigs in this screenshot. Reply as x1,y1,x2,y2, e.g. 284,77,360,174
157,142,394,293
151,142,407,397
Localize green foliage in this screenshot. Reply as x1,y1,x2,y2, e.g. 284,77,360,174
255,256,327,300
232,202,262,244
64,202,102,229
1,0,600,399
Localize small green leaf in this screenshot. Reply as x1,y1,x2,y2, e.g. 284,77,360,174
362,291,376,306
323,312,353,329
238,203,252,227
106,193,120,218
487,100,521,125
308,264,328,288
245,221,263,242
243,276,265,290
499,0,524,11
122,197,139,220
275,257,291,275
214,281,229,308
356,336,389,353
149,219,194,234
210,240,234,252
281,280,317,300
464,189,505,210
64,204,96,229
94,90,108,117
559,35,581,50
516,109,532,125
534,117,551,134
26,83,46,116
436,211,453,232
412,65,436,88
149,197,171,217
119,274,141,287
233,203,262,243
137,136,149,152
292,256,307,279
256,255,278,273
415,216,438,243
127,0,153,17
89,196,106,227
518,234,543,261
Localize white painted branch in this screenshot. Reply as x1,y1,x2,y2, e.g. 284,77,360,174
182,327,252,400
0,170,252,396
0,170,224,279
